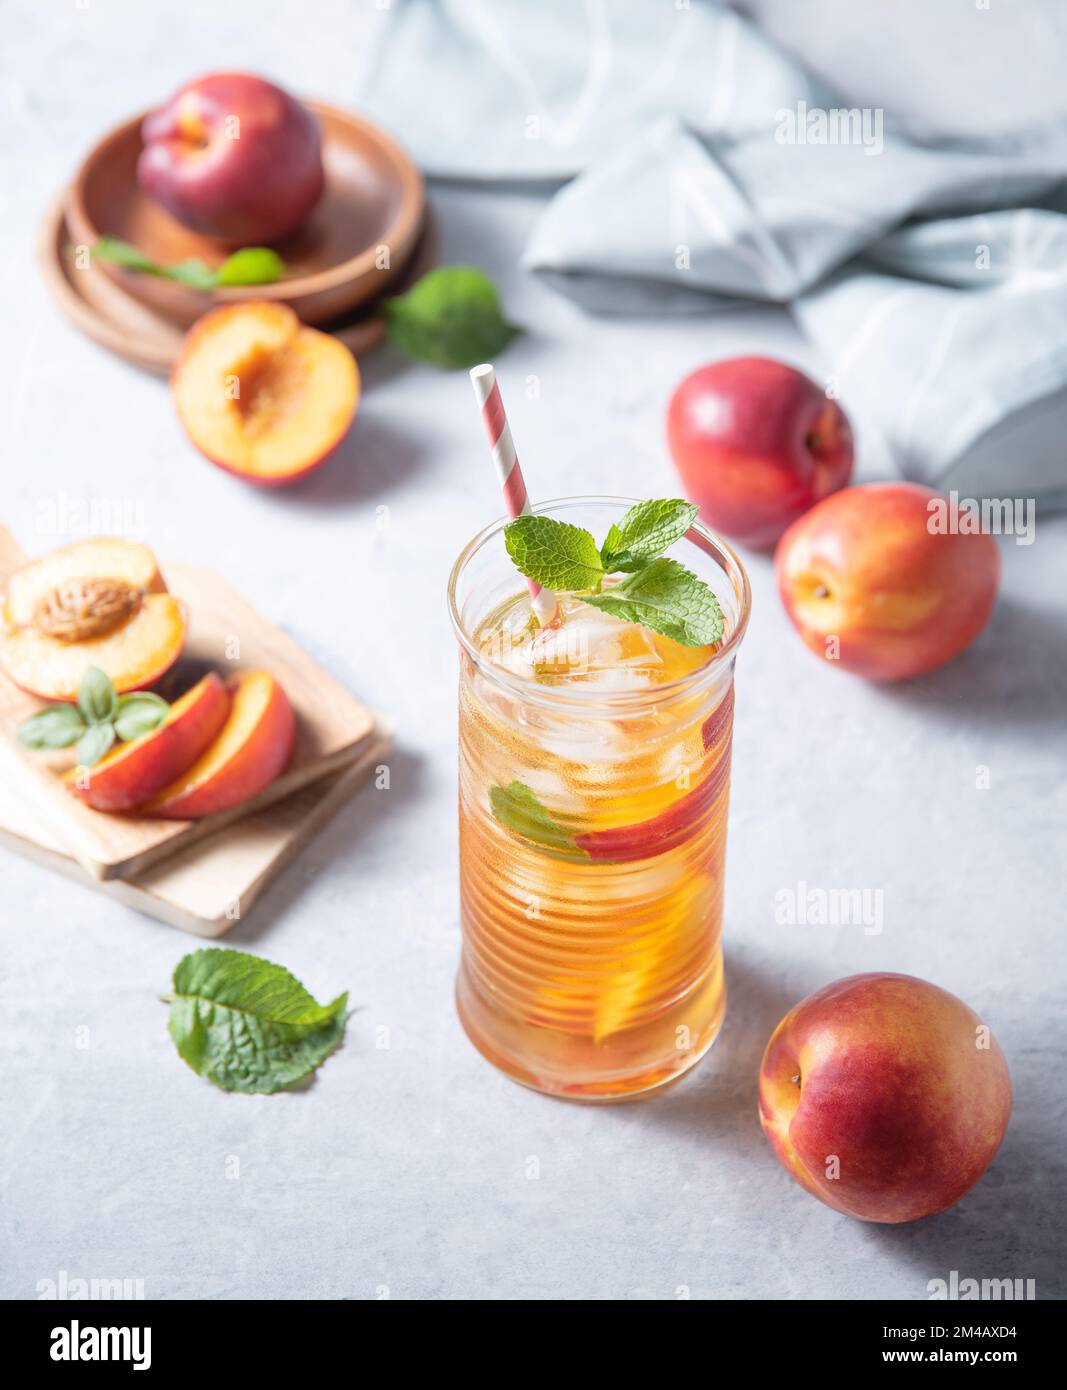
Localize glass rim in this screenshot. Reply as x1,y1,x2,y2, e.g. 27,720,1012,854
447,494,752,710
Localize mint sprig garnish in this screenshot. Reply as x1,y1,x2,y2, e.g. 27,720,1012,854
503,498,723,647
504,515,605,592
383,266,520,370
91,236,286,291
600,499,698,571
164,948,349,1094
583,557,723,648
17,667,169,767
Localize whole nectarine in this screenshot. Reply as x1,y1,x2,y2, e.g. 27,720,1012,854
667,357,853,549
759,973,1011,1223
138,73,324,244
775,482,1000,680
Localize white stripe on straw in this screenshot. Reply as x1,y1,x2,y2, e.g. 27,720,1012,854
469,363,558,625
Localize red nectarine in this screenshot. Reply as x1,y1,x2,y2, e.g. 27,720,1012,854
668,357,853,550
775,482,1000,680
759,973,1011,1223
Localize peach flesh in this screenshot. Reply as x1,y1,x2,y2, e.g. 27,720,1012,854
172,302,359,485
139,669,295,820
66,672,231,813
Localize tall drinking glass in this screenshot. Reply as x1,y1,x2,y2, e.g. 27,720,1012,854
449,498,751,1099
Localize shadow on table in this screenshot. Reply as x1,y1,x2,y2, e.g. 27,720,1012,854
596,952,824,1163
255,410,428,510
870,593,1067,733
227,743,426,944
866,1106,1067,1300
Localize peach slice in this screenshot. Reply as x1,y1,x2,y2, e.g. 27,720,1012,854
138,669,295,819
3,539,166,628
64,672,232,812
172,302,360,486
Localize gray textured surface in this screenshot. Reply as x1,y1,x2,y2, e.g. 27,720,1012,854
0,1,1064,1300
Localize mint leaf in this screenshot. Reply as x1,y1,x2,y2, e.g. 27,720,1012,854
504,515,604,591
600,498,699,571
17,704,86,750
166,948,349,1094
78,667,117,725
489,782,586,858
215,247,286,287
75,721,115,768
113,692,170,741
583,558,724,647
91,235,162,274
164,259,219,292
91,236,284,292
383,266,520,369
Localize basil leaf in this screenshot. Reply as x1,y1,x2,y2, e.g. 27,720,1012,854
78,667,117,725
167,948,349,1094
75,721,116,768
17,704,86,750
114,692,170,742
504,514,604,591
383,266,520,369
215,247,286,286
582,557,724,647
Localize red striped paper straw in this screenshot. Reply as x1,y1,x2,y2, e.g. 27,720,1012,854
469,363,558,625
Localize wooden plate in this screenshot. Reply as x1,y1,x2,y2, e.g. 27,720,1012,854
66,100,425,327
39,195,437,375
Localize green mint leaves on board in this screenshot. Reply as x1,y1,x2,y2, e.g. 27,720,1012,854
17,667,169,767
503,498,724,647
91,237,286,291
164,948,349,1094
383,266,520,370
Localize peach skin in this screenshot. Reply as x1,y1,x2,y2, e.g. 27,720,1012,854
137,72,324,244
65,672,231,813
668,357,853,550
775,482,1000,680
758,973,1012,1223
138,669,295,820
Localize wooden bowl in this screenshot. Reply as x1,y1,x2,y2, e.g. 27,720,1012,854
40,194,438,375
66,100,424,328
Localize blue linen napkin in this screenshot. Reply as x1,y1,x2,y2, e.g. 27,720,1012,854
360,0,1067,498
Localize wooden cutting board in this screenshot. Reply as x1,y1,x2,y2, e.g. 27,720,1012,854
0,528,375,880
0,718,391,936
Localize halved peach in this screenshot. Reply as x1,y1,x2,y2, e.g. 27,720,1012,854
64,672,232,812
1,537,184,702
3,539,166,628
138,669,295,819
172,302,360,486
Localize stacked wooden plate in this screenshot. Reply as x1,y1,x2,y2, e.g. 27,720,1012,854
39,101,429,373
